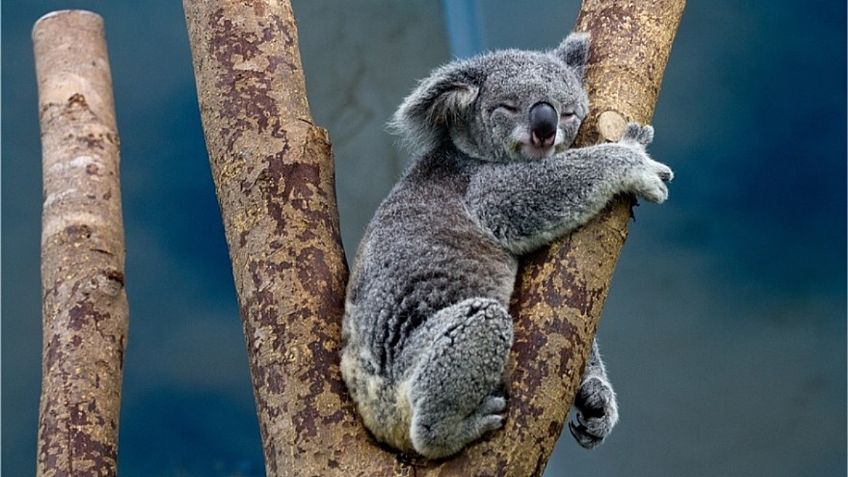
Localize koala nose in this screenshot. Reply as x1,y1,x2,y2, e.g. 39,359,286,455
529,102,558,147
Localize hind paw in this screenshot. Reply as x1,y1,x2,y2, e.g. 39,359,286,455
569,377,619,449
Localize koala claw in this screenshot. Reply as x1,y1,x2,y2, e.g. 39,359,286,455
479,395,507,415
632,171,668,203
656,162,674,182
569,417,604,449
474,394,507,433
631,158,673,203
569,377,619,449
476,414,506,434
620,122,654,147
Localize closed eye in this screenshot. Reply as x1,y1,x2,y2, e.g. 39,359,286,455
560,108,577,120
495,103,519,114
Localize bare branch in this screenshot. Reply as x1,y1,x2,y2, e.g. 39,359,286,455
34,10,128,476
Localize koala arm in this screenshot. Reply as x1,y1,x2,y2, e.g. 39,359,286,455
466,125,672,254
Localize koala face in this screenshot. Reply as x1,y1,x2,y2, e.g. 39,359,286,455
466,52,588,161
391,33,591,162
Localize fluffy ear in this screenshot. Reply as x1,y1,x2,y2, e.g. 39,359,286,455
389,58,483,154
553,32,591,75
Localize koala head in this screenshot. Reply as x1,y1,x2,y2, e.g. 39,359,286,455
390,33,590,162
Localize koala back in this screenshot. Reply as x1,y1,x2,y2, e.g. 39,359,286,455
344,148,516,378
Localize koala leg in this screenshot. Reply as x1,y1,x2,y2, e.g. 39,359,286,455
569,338,619,449
405,297,513,459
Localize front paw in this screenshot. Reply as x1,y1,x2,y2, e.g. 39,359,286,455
569,377,619,449
631,158,674,204
616,122,674,203
619,122,654,147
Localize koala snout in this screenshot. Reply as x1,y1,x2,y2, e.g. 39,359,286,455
529,102,558,148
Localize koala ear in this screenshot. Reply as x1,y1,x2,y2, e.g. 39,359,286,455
389,58,483,154
554,32,591,74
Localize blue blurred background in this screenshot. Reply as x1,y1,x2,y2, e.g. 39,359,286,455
3,1,845,476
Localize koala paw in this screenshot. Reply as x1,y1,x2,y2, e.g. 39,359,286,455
619,122,654,147
631,158,674,203
614,122,673,203
569,377,619,449
480,394,507,414
474,394,507,434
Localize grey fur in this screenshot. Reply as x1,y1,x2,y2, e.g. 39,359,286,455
570,340,619,449
341,32,672,459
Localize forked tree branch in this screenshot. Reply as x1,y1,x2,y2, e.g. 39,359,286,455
183,1,684,475
34,10,129,477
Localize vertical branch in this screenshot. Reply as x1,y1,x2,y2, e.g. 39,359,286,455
182,2,360,475
34,10,128,477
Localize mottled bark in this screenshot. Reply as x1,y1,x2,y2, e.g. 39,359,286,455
182,2,352,475
183,0,684,476
34,10,128,477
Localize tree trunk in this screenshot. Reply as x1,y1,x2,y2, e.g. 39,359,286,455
182,2,351,474
34,10,129,477
183,0,684,475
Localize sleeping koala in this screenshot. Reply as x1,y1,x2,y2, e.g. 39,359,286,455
340,32,672,459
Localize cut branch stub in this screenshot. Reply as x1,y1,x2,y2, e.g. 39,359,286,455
34,10,129,477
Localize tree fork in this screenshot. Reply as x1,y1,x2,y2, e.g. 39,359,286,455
34,10,129,477
183,0,684,475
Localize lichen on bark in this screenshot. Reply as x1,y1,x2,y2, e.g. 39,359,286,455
34,10,129,477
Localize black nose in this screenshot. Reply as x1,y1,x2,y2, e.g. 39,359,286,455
529,102,558,147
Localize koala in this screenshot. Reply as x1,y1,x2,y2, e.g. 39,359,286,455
340,32,672,459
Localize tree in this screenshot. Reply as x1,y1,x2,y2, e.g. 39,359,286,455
182,0,685,474
35,1,684,475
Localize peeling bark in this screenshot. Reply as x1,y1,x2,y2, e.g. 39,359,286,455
34,10,128,477
183,0,684,475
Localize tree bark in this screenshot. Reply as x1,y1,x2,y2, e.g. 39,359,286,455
34,10,129,477
182,2,352,475
183,0,684,476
